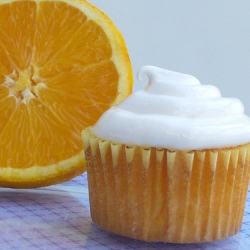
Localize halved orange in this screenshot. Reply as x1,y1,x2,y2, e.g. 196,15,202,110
0,0,133,188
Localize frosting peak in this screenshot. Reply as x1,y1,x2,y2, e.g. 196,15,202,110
92,66,250,150
138,66,222,99
138,65,201,86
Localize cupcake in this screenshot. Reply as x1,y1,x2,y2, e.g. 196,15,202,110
82,66,250,243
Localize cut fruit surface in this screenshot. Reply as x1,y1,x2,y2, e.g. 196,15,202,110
0,0,133,188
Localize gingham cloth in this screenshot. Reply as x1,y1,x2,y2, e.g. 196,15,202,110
0,173,249,250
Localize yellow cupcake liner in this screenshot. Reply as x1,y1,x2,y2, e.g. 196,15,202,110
82,128,250,243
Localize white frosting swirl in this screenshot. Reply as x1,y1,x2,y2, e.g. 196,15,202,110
92,66,250,150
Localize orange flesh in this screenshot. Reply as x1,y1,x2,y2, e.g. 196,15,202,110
0,1,120,169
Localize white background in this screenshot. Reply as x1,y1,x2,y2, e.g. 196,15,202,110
88,0,250,115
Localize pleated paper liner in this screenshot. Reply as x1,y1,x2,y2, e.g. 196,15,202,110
82,128,250,243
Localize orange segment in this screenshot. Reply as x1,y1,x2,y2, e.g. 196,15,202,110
0,1,37,70
33,1,88,68
0,0,133,188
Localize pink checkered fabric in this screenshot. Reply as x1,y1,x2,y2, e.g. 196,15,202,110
0,173,249,249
